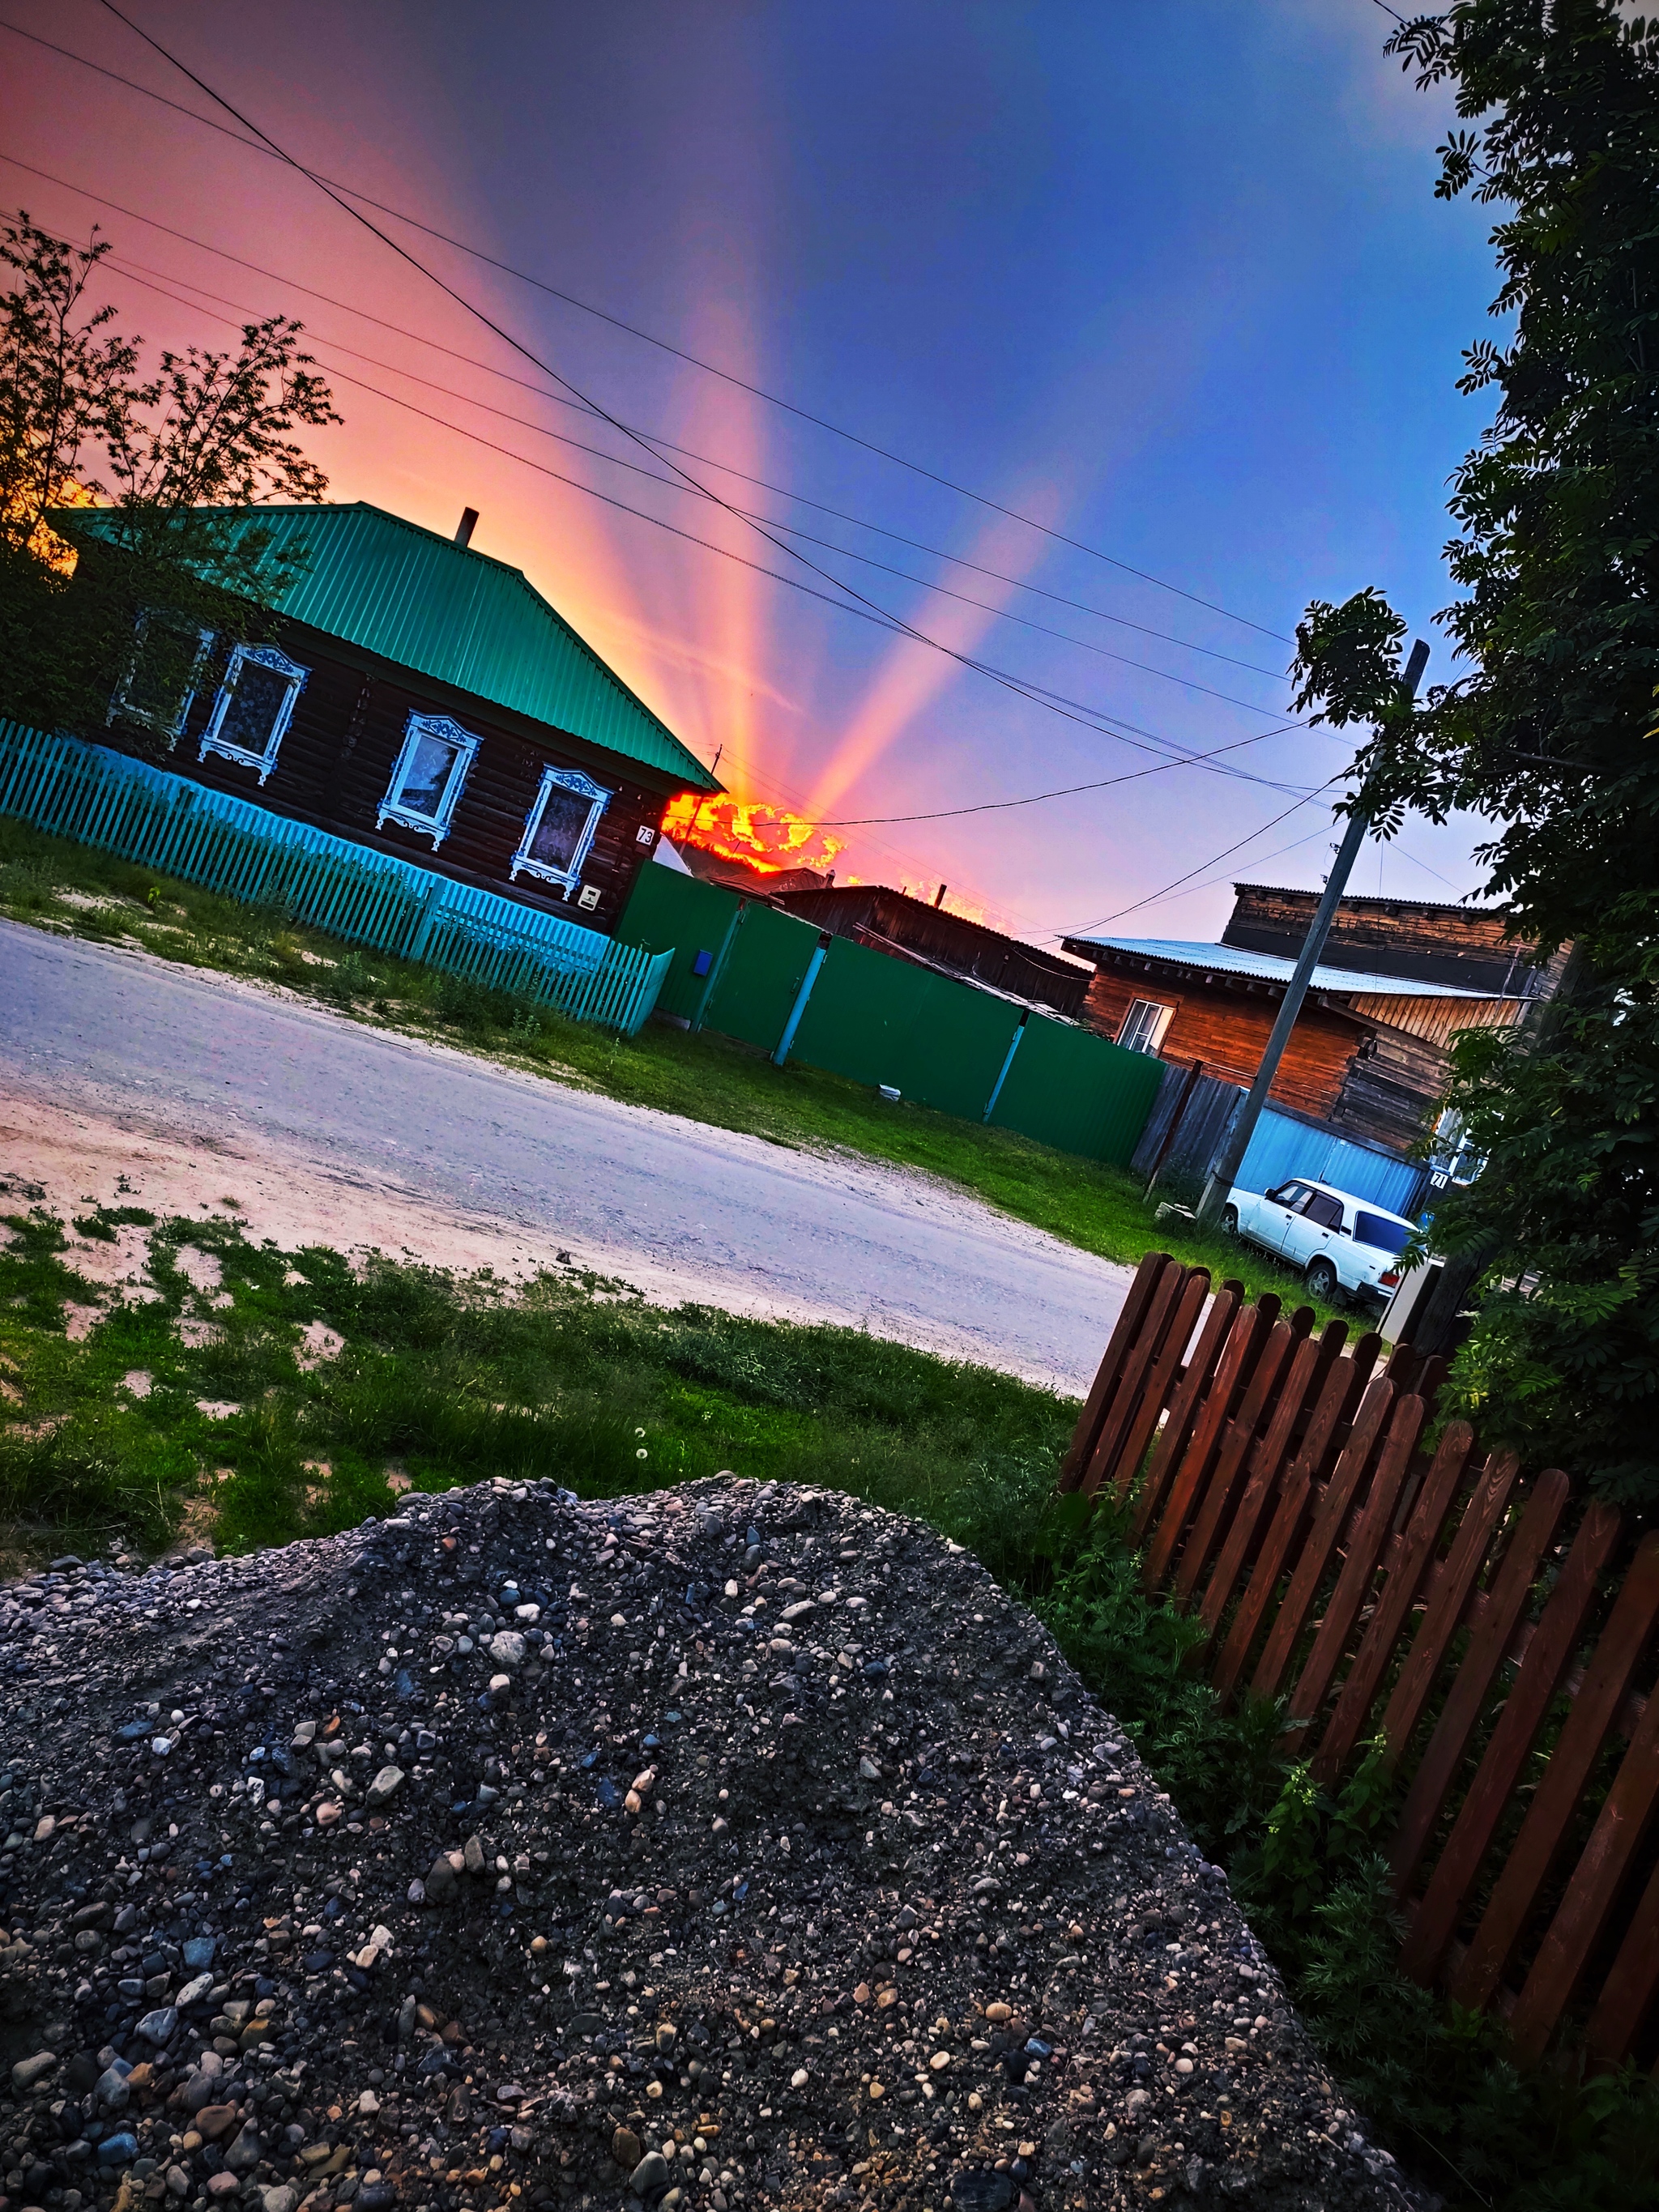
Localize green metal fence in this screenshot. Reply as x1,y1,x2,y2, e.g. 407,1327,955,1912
619,861,1163,1165
0,721,671,1035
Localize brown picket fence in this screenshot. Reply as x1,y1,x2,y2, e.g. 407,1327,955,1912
1060,1250,1659,2072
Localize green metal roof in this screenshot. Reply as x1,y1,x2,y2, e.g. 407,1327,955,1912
83,502,719,791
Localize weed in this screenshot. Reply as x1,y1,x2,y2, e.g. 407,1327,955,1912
71,1204,157,1243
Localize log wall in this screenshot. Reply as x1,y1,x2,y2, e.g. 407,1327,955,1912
101,614,683,936
1225,881,1562,996
1079,962,1366,1122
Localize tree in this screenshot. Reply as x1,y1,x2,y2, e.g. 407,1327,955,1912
1293,4,1659,1505
0,213,339,741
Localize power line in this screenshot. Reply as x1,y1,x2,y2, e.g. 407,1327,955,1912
11,6,1290,643
810,722,1308,826
0,156,1289,684
1064,781,1345,936
89,245,1292,720
54,6,1295,798
65,215,1317,800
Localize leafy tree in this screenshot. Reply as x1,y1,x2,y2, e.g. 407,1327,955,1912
0,213,339,742
1292,3,1659,1506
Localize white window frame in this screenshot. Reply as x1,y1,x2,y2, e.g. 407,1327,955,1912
510,765,612,896
198,642,309,784
109,611,214,741
377,711,481,848
1118,997,1175,1055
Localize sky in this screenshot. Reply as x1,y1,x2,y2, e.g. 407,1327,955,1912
2,0,1504,947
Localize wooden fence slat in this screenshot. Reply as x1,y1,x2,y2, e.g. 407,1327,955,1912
1057,1252,1172,1490
1211,1334,1382,1706
1247,1375,1398,1706
1399,1501,1623,1985
1508,1657,1659,2065
1450,1531,1659,2014
1311,1421,1478,1785
1384,1339,1426,1394
1585,1846,1659,2067
1079,1259,1197,1498
1388,1468,1573,1895
1196,1320,1346,1644
1086,1266,1214,1504
1376,1450,1522,1767
1172,1311,1313,1606
1051,1262,1659,2057
1142,1297,1282,1589
1282,1392,1429,1753
1128,1284,1245,1533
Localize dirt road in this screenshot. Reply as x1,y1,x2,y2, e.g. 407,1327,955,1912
0,921,1133,1390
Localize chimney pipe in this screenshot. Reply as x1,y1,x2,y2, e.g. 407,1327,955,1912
454,508,480,548
933,883,947,909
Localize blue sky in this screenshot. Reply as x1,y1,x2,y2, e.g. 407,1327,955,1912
3,0,1500,941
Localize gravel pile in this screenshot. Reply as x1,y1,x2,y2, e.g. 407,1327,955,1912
0,1478,1423,2212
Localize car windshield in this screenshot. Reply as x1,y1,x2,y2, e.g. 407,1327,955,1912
1354,1211,1412,1255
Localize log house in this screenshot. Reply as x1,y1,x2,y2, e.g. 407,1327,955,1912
87,501,719,936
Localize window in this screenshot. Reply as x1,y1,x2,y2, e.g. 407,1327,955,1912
1268,1181,1312,1209
1354,1211,1412,1255
198,643,308,784
109,612,212,739
377,713,481,847
510,765,612,895
1117,998,1174,1055
1303,1190,1344,1231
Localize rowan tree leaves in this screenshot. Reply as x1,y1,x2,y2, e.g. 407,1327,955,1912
1324,3,1659,1499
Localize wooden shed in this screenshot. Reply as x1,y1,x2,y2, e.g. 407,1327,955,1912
89,501,719,936
771,883,1094,1017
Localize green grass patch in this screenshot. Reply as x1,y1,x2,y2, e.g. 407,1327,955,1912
0,814,1328,1311
0,1204,1653,2206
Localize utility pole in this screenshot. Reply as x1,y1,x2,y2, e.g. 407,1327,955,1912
1194,637,1430,1230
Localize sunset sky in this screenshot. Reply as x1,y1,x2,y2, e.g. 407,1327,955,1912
3,2,1501,945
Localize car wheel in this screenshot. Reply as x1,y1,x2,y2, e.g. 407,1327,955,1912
1306,1255,1341,1306
1222,1204,1239,1236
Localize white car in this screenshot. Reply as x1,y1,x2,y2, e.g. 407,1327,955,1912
1222,1178,1417,1311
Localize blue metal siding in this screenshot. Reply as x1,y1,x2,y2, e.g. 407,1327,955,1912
1235,1109,1427,1219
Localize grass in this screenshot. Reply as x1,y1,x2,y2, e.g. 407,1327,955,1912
0,1195,1074,1575
2,1200,1656,2210
0,814,1329,1313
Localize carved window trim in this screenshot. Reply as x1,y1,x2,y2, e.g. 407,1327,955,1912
510,764,612,895
198,642,309,784
377,712,481,848
109,611,214,741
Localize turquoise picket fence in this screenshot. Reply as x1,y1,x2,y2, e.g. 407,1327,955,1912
0,722,671,1035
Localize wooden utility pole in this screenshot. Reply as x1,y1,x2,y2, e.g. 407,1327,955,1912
1194,637,1430,1230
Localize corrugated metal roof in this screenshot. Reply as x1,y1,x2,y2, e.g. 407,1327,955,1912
1070,934,1498,1000
79,503,719,791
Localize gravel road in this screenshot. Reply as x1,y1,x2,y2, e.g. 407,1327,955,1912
0,925,1133,1392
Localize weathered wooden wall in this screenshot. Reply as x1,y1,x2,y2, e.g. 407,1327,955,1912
101,615,680,936
1224,882,1559,997
774,884,1092,1016
1079,962,1366,1121
1328,1023,1449,1155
